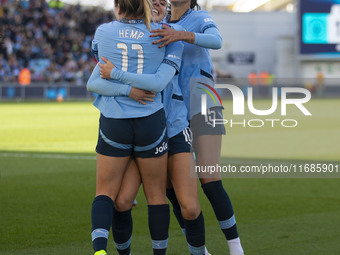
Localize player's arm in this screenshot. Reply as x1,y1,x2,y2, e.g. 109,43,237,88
100,41,183,93
193,27,222,49
87,64,156,105
91,25,101,61
150,23,222,49
88,25,131,96
87,64,131,96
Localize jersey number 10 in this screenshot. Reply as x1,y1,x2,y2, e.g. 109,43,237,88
117,43,144,74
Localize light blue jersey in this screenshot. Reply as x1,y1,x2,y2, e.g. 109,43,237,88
169,9,222,119
88,65,188,138
162,75,188,138
92,19,167,119
158,23,189,138
88,23,188,138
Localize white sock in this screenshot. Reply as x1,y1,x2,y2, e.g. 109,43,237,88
205,246,211,255
227,237,244,255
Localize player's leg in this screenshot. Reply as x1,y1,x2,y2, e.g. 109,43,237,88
166,179,185,233
91,114,133,255
92,153,130,254
192,108,244,255
167,181,211,254
113,159,141,255
134,108,170,255
196,136,243,255
167,184,213,254
168,151,205,255
136,154,169,255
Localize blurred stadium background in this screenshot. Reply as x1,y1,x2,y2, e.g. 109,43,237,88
2,0,338,158
0,0,339,254
1,0,340,99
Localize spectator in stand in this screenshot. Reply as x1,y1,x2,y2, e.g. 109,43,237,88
0,0,113,83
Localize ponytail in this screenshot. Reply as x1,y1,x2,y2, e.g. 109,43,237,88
114,0,153,30
190,0,200,10
141,0,152,30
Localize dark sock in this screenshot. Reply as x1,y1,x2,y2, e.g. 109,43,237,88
166,188,185,233
91,195,114,252
112,208,132,255
148,204,170,255
202,180,239,240
184,212,205,255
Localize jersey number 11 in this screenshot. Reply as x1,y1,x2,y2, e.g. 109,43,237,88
117,43,144,74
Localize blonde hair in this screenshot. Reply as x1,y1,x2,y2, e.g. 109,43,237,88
115,0,152,30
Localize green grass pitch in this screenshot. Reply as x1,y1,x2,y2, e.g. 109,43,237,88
0,99,339,254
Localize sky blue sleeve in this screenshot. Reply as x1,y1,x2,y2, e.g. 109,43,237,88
91,25,100,61
110,41,183,93
87,64,132,96
165,24,185,71
110,64,176,93
163,40,183,74
194,27,222,49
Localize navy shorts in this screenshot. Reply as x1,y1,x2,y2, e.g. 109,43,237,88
168,126,193,156
190,107,226,139
96,109,168,158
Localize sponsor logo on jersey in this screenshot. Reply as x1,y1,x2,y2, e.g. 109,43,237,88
155,141,168,154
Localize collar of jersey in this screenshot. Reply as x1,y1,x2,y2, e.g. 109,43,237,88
167,8,192,23
119,18,144,24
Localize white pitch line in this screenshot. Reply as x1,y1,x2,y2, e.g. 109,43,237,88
0,152,96,160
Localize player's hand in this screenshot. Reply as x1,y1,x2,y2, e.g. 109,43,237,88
129,87,156,105
150,24,182,48
99,56,115,79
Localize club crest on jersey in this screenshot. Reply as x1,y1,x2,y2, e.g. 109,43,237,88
155,142,168,154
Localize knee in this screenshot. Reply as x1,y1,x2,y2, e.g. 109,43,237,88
146,194,167,205
115,195,133,211
181,203,201,220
